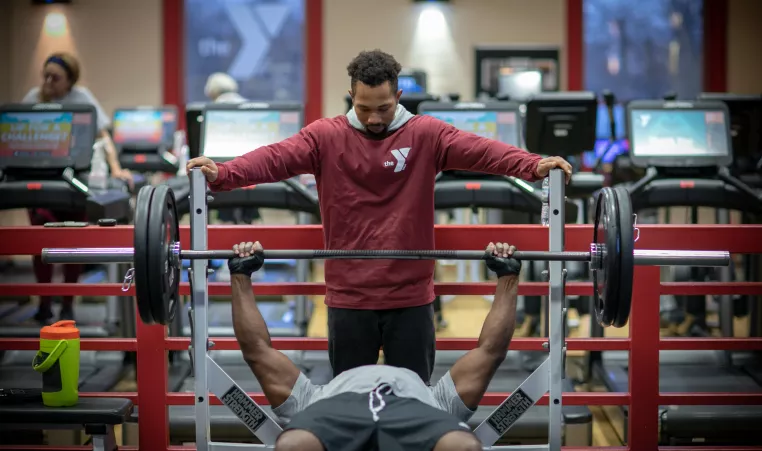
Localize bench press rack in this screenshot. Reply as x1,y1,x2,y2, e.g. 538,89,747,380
185,168,573,451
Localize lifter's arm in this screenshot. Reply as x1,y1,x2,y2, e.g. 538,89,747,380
230,242,301,407
449,243,520,409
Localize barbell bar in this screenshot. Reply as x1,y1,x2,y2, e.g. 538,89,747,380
41,247,730,267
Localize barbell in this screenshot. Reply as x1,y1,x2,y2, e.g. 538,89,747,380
40,183,730,327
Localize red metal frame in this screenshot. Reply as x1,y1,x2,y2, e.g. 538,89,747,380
1,224,761,450
2,224,762,255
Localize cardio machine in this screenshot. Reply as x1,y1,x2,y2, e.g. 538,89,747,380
111,105,189,214
0,103,133,404
591,98,762,446
418,99,591,446
126,102,324,446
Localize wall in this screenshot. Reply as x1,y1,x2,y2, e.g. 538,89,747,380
5,0,163,117
322,0,567,117
0,0,758,120
0,2,13,103
727,0,762,93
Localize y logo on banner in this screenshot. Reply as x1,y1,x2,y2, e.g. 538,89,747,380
390,147,410,173
223,1,291,79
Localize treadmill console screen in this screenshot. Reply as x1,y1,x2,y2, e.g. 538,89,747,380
628,101,732,168
421,109,522,146
0,105,97,171
113,108,177,147
202,108,302,161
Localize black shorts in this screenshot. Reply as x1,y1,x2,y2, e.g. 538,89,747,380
284,392,473,451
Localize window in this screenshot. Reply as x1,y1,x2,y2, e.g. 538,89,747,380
583,0,704,101
185,0,305,103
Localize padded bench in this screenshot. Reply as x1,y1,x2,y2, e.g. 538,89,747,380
0,397,133,451
125,360,592,446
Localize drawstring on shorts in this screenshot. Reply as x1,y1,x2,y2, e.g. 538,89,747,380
368,383,393,422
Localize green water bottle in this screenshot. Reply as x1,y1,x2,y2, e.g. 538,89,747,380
33,320,80,407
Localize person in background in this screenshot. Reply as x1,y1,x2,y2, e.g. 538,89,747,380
205,72,248,104
21,51,133,324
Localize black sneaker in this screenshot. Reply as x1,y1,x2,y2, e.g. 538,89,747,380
59,308,75,322
33,308,54,325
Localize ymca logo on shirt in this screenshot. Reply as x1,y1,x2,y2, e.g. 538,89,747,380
383,147,411,172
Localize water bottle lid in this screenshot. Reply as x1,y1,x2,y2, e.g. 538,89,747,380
40,320,80,339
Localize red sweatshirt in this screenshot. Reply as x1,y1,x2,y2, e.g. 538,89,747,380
209,115,543,309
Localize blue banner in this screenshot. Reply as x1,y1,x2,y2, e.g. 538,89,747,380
185,0,305,103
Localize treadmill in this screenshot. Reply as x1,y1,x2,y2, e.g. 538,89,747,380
131,103,323,443
0,102,133,393
592,98,762,446
182,101,319,338
418,100,591,445
112,105,190,215
699,92,762,385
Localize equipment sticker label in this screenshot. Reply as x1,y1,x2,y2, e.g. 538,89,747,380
221,385,267,432
486,388,534,436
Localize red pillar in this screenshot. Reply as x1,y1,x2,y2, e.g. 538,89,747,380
136,309,169,450
566,0,584,91
628,266,661,449
305,0,324,124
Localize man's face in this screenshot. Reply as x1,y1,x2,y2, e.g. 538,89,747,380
350,81,401,137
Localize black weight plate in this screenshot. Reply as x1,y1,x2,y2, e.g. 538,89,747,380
593,187,620,327
134,185,155,324
146,185,180,325
613,186,634,328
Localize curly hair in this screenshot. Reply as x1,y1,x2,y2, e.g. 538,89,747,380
346,49,402,94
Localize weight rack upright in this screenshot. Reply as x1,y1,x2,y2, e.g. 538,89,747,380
187,168,576,450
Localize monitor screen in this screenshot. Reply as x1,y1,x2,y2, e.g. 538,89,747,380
202,109,302,160
113,108,177,147
0,105,96,171
498,69,543,102
630,109,728,157
421,110,522,146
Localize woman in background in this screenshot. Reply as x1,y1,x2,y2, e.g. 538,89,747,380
21,52,133,323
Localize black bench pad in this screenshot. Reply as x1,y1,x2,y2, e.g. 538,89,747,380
0,397,133,425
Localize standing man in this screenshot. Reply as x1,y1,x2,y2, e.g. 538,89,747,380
187,49,571,383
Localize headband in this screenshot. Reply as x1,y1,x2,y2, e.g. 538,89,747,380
45,55,74,81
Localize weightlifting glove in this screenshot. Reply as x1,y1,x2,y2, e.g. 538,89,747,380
485,253,522,278
228,251,265,277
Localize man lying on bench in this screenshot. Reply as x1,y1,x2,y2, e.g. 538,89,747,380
228,240,521,451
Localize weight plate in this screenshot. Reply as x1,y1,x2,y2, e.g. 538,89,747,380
146,184,180,325
134,185,155,324
593,187,620,327
613,186,634,328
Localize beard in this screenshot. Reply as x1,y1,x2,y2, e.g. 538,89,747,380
364,123,389,138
